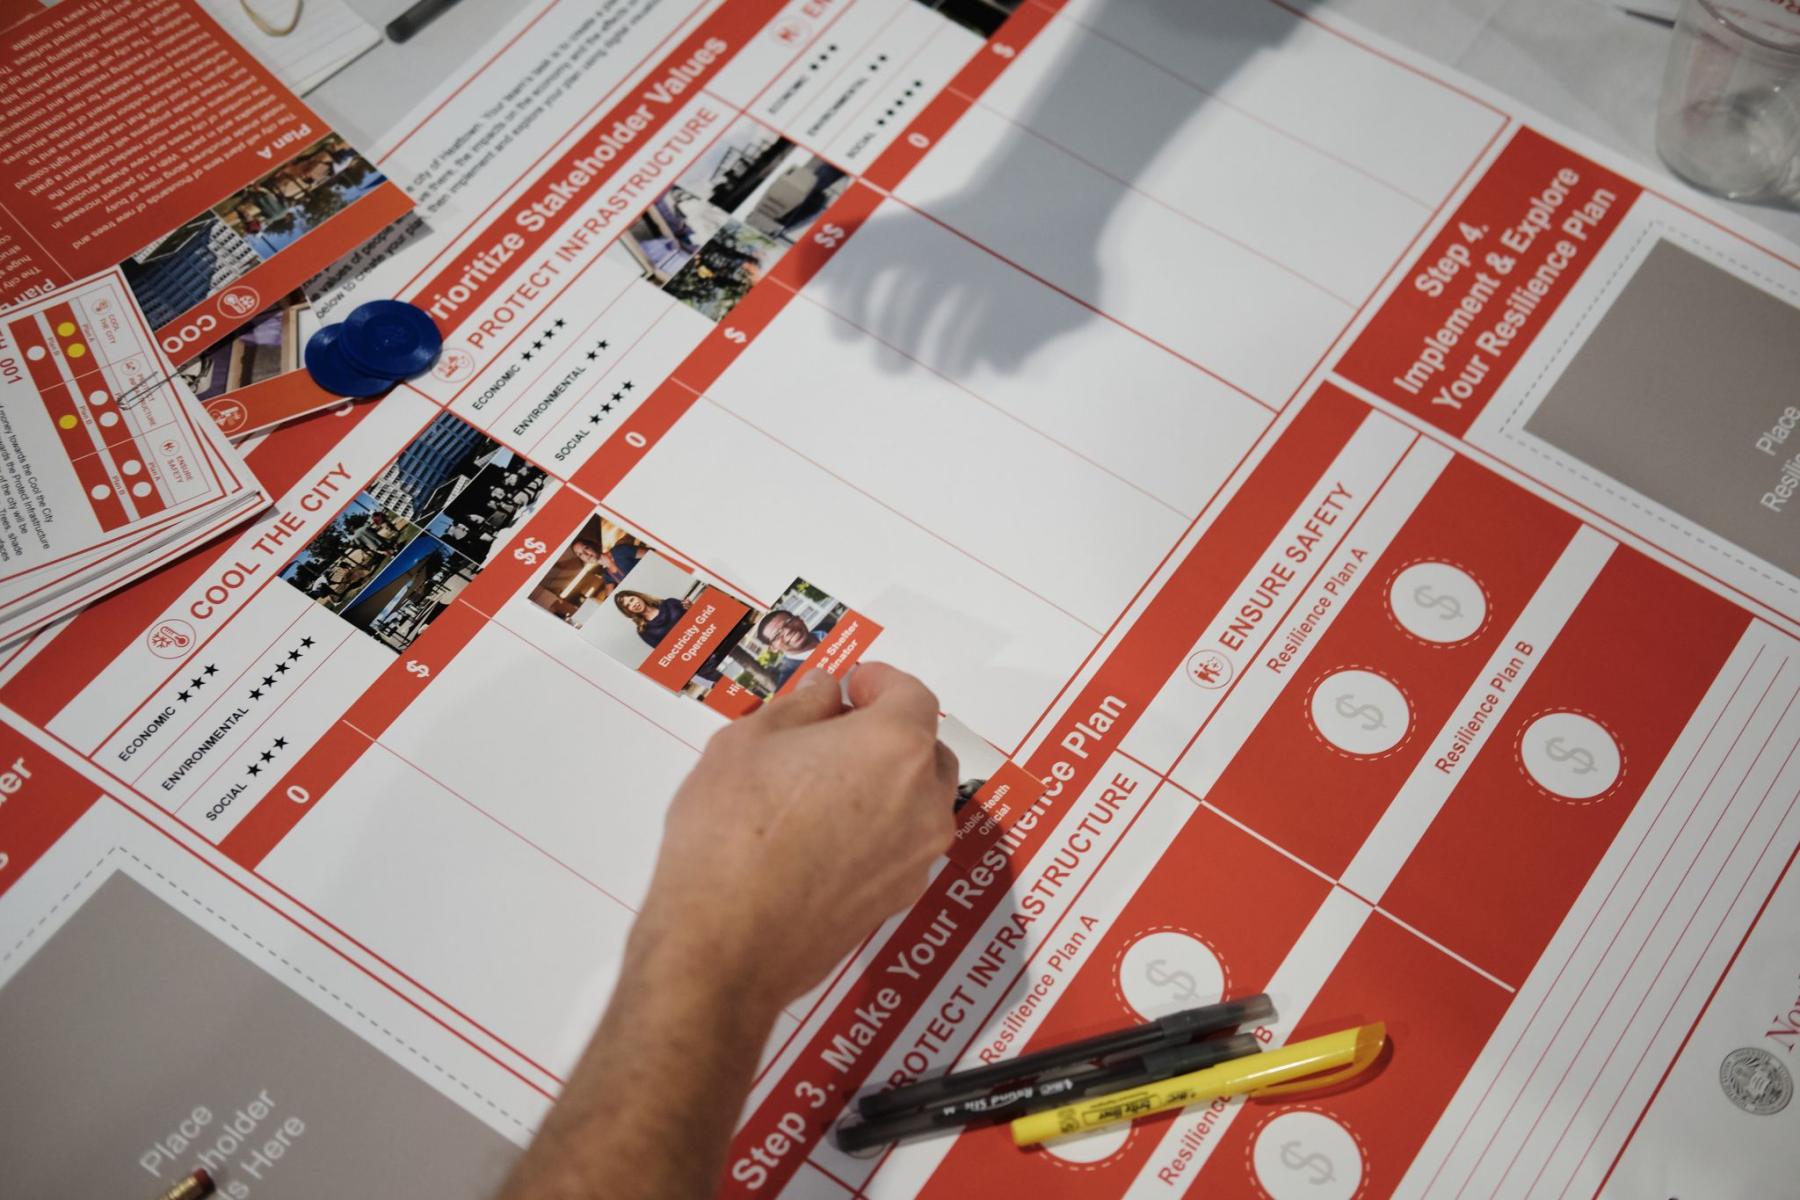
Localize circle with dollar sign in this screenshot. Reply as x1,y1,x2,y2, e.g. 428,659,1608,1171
1040,1121,1134,1166
1387,560,1486,645
1250,1110,1363,1200
1307,668,1410,757
1116,929,1226,1021
1519,710,1622,802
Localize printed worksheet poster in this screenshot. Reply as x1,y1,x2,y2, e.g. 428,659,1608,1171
1,2,1797,1198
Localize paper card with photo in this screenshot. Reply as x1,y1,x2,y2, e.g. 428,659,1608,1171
0,0,410,358
937,714,1044,866
711,578,884,702
526,513,660,624
574,548,754,694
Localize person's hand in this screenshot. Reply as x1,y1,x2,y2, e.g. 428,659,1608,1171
631,663,957,1015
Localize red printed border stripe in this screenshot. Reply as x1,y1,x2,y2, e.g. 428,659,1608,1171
718,387,1372,1198
1335,127,1639,436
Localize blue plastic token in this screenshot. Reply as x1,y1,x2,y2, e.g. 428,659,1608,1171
338,299,442,379
305,324,398,398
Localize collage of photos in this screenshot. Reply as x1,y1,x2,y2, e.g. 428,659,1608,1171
119,129,390,332
611,118,852,323
527,516,876,715
281,412,547,651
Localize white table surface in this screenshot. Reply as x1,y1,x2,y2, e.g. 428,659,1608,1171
309,0,1800,247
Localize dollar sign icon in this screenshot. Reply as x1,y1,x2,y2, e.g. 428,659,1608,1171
1334,693,1385,732
1280,1140,1336,1185
1412,582,1462,622
1144,958,1199,1004
1544,735,1597,775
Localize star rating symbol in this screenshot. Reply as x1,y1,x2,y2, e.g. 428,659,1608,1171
601,402,614,414
597,340,610,351
189,675,206,690
260,750,274,763
177,689,192,702
287,649,301,662
204,664,218,677
610,390,623,403
301,637,314,649
261,675,275,688
275,662,289,675
274,737,287,749
522,351,534,361
554,318,566,329
588,414,602,425
247,764,261,777
586,351,598,361
250,688,263,700
622,380,634,391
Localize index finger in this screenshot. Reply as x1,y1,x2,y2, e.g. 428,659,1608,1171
845,662,940,730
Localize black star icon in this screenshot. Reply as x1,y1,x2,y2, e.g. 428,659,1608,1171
260,750,274,763
274,737,287,750
522,351,534,361
611,390,623,402
275,662,289,675
598,340,610,350
586,351,598,361
300,636,314,649
588,414,602,425
554,318,566,329
622,380,634,391
601,402,613,414
261,675,275,688
177,689,192,702
810,62,819,71
203,664,218,677
877,119,886,126
287,650,301,662
190,676,205,689
247,764,262,778
250,688,263,700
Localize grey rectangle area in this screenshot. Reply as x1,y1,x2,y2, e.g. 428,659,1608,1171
0,873,520,1197
1525,239,1800,577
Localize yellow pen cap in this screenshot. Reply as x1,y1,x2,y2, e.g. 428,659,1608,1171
1011,1023,1385,1148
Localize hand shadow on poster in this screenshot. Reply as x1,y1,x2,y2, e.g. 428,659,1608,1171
821,0,1312,377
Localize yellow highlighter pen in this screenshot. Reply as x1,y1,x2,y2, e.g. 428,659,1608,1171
1011,1022,1386,1148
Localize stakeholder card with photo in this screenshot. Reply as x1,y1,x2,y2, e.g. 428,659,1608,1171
713,578,884,701
937,714,1045,866
572,547,754,696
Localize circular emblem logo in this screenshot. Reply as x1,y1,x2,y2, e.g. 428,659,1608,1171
206,397,248,434
1720,1047,1793,1115
1186,649,1232,689
218,286,262,318
144,620,196,659
432,346,476,382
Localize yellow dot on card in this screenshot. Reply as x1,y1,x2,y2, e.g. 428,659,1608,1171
58,414,77,429
67,343,86,357
56,321,75,336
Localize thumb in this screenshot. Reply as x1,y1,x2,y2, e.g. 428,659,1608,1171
751,669,843,729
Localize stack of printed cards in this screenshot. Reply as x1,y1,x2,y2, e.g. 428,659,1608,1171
532,514,1044,864
0,271,268,647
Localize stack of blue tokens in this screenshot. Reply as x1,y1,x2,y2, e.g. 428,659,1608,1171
305,300,444,397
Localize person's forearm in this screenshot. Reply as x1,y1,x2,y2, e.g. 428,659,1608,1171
499,908,781,1200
